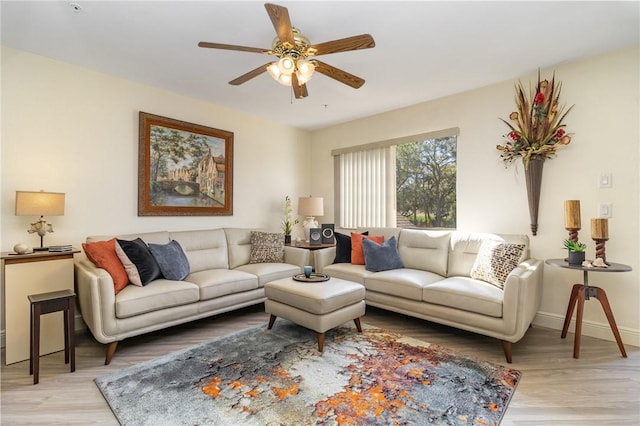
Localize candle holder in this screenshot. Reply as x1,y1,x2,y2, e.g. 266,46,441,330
565,227,580,243
564,200,581,243
593,238,609,265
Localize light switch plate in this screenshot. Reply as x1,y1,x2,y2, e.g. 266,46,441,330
598,173,612,188
599,203,612,218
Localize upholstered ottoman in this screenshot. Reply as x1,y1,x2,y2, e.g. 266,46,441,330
264,277,366,351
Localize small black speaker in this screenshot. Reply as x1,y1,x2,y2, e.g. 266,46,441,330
309,228,322,245
321,224,335,244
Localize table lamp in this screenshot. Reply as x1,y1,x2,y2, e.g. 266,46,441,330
298,196,323,242
15,190,65,251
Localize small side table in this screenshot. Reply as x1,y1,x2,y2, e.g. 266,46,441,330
545,259,631,359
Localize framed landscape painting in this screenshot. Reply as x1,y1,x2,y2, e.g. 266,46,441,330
138,112,233,216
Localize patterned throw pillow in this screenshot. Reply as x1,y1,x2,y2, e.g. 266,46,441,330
470,240,526,289
249,231,285,263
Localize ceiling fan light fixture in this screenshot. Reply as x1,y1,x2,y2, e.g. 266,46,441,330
277,73,292,86
296,59,315,79
267,62,281,80
277,56,295,75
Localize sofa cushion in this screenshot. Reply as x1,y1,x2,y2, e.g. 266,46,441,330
115,238,162,286
322,263,373,285
115,279,200,318
351,233,384,265
186,269,258,300
362,236,404,272
225,228,253,269
170,229,229,273
333,231,368,263
448,232,529,278
235,262,301,287
398,229,451,276
148,240,190,281
82,238,130,294
422,277,504,318
365,268,444,301
470,240,526,289
250,231,285,263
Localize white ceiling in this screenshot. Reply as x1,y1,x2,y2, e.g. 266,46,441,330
2,1,638,130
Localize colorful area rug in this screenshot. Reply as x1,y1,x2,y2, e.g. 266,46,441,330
95,321,520,425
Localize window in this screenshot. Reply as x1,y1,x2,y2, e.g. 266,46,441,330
333,128,458,229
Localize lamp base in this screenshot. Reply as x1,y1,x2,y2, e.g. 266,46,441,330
302,216,318,242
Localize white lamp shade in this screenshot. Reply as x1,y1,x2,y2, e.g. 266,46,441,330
298,197,324,217
15,191,65,216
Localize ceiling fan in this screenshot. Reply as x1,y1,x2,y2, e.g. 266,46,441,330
198,3,375,99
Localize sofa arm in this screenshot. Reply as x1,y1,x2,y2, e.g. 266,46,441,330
74,258,118,344
283,246,310,267
313,247,337,274
501,258,544,341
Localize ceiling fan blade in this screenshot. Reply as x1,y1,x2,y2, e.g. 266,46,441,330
198,42,270,54
309,34,375,56
291,73,308,99
265,3,294,45
314,60,365,89
228,63,271,85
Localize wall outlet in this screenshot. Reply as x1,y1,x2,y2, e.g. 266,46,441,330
599,203,613,218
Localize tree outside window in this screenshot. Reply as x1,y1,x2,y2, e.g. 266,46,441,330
396,136,457,229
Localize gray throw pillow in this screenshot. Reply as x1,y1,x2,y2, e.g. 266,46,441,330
362,236,404,272
148,240,190,281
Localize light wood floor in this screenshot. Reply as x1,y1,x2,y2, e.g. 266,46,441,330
2,305,639,425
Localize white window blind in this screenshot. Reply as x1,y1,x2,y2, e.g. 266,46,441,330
335,146,396,228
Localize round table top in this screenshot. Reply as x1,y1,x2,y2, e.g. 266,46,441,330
545,258,632,273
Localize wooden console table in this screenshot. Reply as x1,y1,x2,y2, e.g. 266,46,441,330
545,259,631,359
1,249,79,364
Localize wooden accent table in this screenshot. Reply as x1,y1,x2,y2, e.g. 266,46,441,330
545,259,631,359
1,249,79,364
286,241,335,250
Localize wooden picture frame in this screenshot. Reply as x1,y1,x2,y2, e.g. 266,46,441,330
138,112,233,216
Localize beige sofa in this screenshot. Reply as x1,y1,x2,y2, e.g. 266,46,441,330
314,228,543,363
75,228,309,364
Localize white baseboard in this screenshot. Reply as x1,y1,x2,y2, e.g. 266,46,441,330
533,311,640,348
0,315,87,350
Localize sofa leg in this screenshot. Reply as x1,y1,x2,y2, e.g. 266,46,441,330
502,340,513,364
105,341,118,365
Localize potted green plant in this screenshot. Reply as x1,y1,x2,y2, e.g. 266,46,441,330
563,239,586,266
281,196,298,244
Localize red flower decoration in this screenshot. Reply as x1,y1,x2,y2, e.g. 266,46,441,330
508,131,520,141
555,128,565,138
534,92,545,104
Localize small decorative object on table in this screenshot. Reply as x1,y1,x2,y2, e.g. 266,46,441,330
591,218,609,265
303,265,312,278
496,70,574,236
564,200,581,242
292,273,330,282
281,195,298,244
563,239,586,266
13,243,32,254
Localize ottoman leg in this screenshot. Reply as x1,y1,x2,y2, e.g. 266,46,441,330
317,333,325,352
267,315,277,330
354,318,363,332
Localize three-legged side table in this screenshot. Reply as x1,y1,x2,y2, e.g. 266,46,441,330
545,259,631,359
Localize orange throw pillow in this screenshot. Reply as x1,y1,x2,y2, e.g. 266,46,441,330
351,233,384,265
82,238,130,294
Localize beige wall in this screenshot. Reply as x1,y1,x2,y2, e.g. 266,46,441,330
2,46,638,348
1,47,312,334
311,47,640,346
